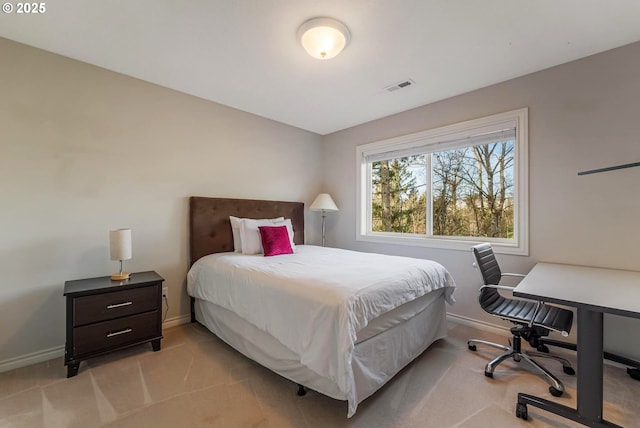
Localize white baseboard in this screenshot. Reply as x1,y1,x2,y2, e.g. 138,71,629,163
446,312,511,338
0,314,194,373
162,314,191,329
0,346,65,373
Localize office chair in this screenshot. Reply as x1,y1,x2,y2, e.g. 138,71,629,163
467,243,575,397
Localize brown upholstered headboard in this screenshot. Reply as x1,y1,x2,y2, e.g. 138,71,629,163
189,196,305,266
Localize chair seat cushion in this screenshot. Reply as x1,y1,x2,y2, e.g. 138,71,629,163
480,290,573,334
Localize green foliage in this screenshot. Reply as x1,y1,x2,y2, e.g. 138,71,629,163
372,157,426,233
370,141,514,239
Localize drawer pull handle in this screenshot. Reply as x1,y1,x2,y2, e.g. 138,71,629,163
107,301,133,309
107,328,132,338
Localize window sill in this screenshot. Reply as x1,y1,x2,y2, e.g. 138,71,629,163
356,233,528,256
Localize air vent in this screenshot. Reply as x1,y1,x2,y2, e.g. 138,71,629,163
384,79,416,92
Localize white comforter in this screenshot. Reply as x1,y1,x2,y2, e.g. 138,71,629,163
187,245,455,416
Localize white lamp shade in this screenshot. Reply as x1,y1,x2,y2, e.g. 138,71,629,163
310,193,339,212
110,228,132,261
297,17,351,60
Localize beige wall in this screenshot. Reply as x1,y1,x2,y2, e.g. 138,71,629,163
322,42,640,358
0,38,323,365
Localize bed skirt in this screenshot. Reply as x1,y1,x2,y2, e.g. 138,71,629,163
193,287,448,417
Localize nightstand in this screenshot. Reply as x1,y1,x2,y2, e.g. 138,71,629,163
64,270,164,377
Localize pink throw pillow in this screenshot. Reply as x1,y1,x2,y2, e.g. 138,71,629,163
258,225,293,256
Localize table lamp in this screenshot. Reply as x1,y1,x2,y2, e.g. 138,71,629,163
110,228,132,280
310,193,338,247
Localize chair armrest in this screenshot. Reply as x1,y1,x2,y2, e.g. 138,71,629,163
528,301,543,328
502,272,526,278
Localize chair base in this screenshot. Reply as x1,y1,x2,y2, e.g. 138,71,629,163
468,331,573,396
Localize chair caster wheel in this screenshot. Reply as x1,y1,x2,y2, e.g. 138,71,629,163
484,371,493,378
537,344,550,353
549,386,563,397
563,366,575,375
516,403,528,420
468,344,477,351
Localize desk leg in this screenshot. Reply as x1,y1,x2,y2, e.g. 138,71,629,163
577,309,604,420
517,308,621,427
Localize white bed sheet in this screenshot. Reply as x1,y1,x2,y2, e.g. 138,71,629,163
187,245,456,416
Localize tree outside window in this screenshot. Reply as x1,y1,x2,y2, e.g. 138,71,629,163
371,141,514,239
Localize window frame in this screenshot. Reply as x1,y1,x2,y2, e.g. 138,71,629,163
356,108,528,255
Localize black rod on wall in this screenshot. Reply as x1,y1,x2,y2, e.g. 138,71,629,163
578,161,640,176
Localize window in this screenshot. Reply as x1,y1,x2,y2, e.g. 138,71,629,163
356,108,528,254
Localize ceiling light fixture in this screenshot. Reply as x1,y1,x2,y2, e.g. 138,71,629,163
297,17,351,60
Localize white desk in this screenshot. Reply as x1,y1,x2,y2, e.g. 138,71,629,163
513,262,640,427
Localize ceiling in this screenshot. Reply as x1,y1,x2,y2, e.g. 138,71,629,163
2,1,640,135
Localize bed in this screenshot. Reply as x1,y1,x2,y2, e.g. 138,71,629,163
187,196,456,417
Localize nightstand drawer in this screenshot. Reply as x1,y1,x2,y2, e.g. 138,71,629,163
73,311,160,356
73,285,159,326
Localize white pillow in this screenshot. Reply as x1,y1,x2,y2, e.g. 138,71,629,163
230,216,283,252
273,218,296,251
238,218,287,254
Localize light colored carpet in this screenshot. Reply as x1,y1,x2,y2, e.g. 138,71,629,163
0,321,638,427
